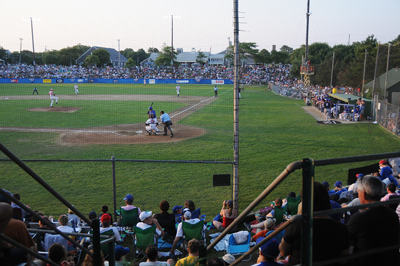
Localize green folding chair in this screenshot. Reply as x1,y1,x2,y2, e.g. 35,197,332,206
100,229,115,258
274,204,288,224
134,226,157,262
180,221,205,255
286,195,301,215
119,207,139,239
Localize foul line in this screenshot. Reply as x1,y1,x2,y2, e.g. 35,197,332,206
0,127,125,136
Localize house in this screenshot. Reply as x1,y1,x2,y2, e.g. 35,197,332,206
76,46,128,67
364,68,400,105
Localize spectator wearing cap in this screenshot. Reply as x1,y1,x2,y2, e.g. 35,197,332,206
173,205,183,223
139,244,173,266
331,181,347,199
381,183,399,202
137,211,164,237
175,239,201,266
58,214,74,233
100,213,121,242
348,174,364,194
67,207,80,227
321,181,335,196
279,182,350,266
379,163,399,188
121,194,141,215
212,200,237,233
221,254,235,266
98,205,113,225
81,211,97,227
347,175,400,265
253,238,281,266
154,201,176,242
169,210,206,256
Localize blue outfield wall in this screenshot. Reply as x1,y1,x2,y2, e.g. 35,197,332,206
0,78,233,85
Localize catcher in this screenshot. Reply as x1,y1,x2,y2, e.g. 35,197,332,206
145,117,160,135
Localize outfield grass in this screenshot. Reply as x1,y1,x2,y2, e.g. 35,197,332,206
1,84,400,219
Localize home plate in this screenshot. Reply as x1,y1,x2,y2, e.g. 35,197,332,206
136,130,143,133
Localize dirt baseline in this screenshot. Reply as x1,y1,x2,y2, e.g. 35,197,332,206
1,94,215,145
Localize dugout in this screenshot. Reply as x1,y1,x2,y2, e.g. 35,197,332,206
328,93,372,116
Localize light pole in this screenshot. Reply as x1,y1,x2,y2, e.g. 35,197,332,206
118,39,120,69
164,15,180,67
30,17,36,67
19,38,23,64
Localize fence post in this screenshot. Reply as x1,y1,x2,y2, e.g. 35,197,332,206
384,99,388,128
92,218,102,266
112,156,117,223
301,158,315,266
395,106,400,136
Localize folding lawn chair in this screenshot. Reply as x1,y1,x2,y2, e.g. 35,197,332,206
119,207,139,239
274,204,288,224
226,231,251,261
286,195,301,215
134,226,157,262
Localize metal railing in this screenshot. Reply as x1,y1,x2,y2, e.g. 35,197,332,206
208,151,400,266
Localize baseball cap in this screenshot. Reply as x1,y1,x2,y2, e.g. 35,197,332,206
115,245,130,260
123,194,133,201
263,218,275,230
334,181,343,188
88,211,97,220
101,213,111,223
356,173,364,179
184,211,191,219
321,181,329,188
172,205,183,213
379,160,386,165
256,237,280,259
139,211,152,221
221,254,235,265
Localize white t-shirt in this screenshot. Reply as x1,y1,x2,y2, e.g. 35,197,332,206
100,227,121,242
176,218,205,238
121,205,141,215
136,222,162,236
57,225,74,233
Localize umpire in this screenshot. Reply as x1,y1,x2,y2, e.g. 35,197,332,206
160,111,173,138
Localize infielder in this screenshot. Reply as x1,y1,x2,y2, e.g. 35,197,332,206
33,87,38,95
145,117,160,135
176,84,180,97
74,83,79,94
49,88,58,107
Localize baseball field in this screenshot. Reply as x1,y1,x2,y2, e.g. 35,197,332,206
1,83,400,219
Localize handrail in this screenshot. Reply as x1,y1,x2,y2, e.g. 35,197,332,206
207,161,303,252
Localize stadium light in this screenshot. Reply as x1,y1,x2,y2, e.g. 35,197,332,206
23,17,40,68
163,15,181,66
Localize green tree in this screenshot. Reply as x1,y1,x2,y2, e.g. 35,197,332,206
83,55,100,67
147,47,159,53
270,50,290,64
196,50,207,64
155,44,177,66
58,45,89,66
280,45,293,54
0,46,8,61
92,48,110,66
125,58,136,68
224,42,259,63
42,50,60,65
254,49,270,64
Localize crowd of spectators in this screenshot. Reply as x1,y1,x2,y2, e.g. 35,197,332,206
0,63,292,83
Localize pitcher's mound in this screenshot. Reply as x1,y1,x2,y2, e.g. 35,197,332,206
27,107,81,113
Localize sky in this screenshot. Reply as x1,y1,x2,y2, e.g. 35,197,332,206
2,0,399,54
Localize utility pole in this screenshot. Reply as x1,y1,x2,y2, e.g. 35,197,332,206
118,39,120,69
384,43,391,99
362,49,367,98
19,38,23,64
233,0,239,212
171,15,174,66
305,0,310,62
30,17,36,69
330,51,335,88
372,42,380,120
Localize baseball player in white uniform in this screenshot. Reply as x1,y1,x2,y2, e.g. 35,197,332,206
145,117,160,135
176,84,180,97
49,88,58,107
74,83,79,94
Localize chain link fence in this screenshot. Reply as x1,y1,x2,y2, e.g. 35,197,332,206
375,97,400,137
0,158,233,222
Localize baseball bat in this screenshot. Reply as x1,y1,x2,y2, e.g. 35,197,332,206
150,102,153,107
